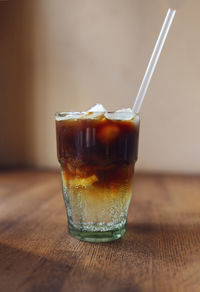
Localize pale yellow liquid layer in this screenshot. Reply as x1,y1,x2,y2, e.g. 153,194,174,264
61,170,134,229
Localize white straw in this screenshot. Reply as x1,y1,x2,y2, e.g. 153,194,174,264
132,8,176,114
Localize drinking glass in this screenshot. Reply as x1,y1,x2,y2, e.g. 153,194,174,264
55,111,139,242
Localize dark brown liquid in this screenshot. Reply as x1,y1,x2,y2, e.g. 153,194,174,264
56,116,139,188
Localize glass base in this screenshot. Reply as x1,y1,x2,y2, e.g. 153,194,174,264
68,224,126,242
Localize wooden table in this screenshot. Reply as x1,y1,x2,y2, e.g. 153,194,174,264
0,170,200,292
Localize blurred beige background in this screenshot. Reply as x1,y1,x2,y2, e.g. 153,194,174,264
1,0,200,173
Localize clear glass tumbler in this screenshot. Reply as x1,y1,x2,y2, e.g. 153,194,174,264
55,111,139,242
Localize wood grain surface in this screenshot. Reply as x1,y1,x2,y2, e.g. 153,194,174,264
0,170,200,292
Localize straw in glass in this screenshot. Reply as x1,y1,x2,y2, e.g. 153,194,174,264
132,8,176,114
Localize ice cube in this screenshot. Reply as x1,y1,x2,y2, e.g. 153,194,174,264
105,108,135,121
116,108,133,113
82,103,106,119
97,124,120,144
67,175,98,188
86,103,106,112
55,112,82,121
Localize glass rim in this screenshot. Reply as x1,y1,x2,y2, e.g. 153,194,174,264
55,111,139,116
55,111,139,122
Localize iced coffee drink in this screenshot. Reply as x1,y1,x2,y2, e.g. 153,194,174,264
55,105,139,242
